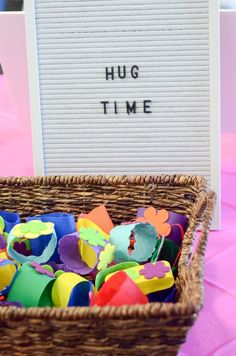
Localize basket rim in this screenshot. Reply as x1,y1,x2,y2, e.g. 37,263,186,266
0,174,207,190
0,175,214,322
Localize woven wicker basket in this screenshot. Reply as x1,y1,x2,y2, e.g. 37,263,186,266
0,175,215,355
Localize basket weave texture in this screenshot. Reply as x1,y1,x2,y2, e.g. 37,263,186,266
0,175,215,356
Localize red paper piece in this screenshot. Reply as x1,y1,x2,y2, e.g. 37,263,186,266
90,271,148,307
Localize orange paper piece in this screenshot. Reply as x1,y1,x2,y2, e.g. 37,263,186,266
79,205,114,235
136,207,171,237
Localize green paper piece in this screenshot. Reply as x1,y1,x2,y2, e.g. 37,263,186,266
125,269,140,280
7,262,55,307
55,270,64,278
95,261,139,290
0,216,5,233
12,220,54,239
97,243,116,271
151,239,180,267
110,223,157,263
79,227,106,247
42,264,54,273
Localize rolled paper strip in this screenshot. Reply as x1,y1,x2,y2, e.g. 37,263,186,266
7,224,57,264
105,261,174,295
52,272,92,307
0,301,23,307
78,205,114,235
0,211,21,234
110,223,157,263
0,259,18,296
7,262,55,307
27,212,76,263
95,261,139,290
136,207,188,246
58,233,102,275
151,239,180,267
77,218,109,240
91,271,148,307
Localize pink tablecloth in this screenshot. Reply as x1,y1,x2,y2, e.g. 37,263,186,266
0,73,236,355
179,134,236,356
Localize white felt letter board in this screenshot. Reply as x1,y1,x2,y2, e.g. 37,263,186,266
24,0,220,228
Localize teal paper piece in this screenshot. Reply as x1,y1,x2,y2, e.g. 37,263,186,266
110,223,157,263
7,229,57,264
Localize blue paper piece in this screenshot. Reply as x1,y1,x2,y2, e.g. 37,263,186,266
27,212,76,263
110,223,157,263
30,234,53,256
68,281,93,307
0,211,20,233
7,229,57,264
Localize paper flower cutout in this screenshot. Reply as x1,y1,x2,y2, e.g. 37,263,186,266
136,207,171,237
12,220,54,239
97,243,116,271
79,227,106,247
139,262,170,279
30,261,55,278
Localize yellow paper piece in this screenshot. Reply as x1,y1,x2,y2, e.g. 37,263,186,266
78,239,97,268
105,261,174,295
76,218,109,240
0,261,16,291
52,272,86,307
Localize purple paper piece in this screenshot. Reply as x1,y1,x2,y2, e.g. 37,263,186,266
140,261,170,279
136,207,189,246
13,241,31,256
0,234,6,250
58,233,102,275
0,301,23,308
30,261,55,278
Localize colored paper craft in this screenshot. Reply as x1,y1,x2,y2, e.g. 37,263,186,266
76,218,109,240
0,259,18,296
91,271,148,307
110,223,157,262
0,301,23,307
27,212,76,263
58,233,102,274
7,221,57,264
0,211,21,233
79,227,106,247
95,261,139,290
79,205,114,234
151,238,180,267
7,262,55,307
52,272,92,307
105,261,174,295
136,207,188,246
0,234,6,250
97,243,116,271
